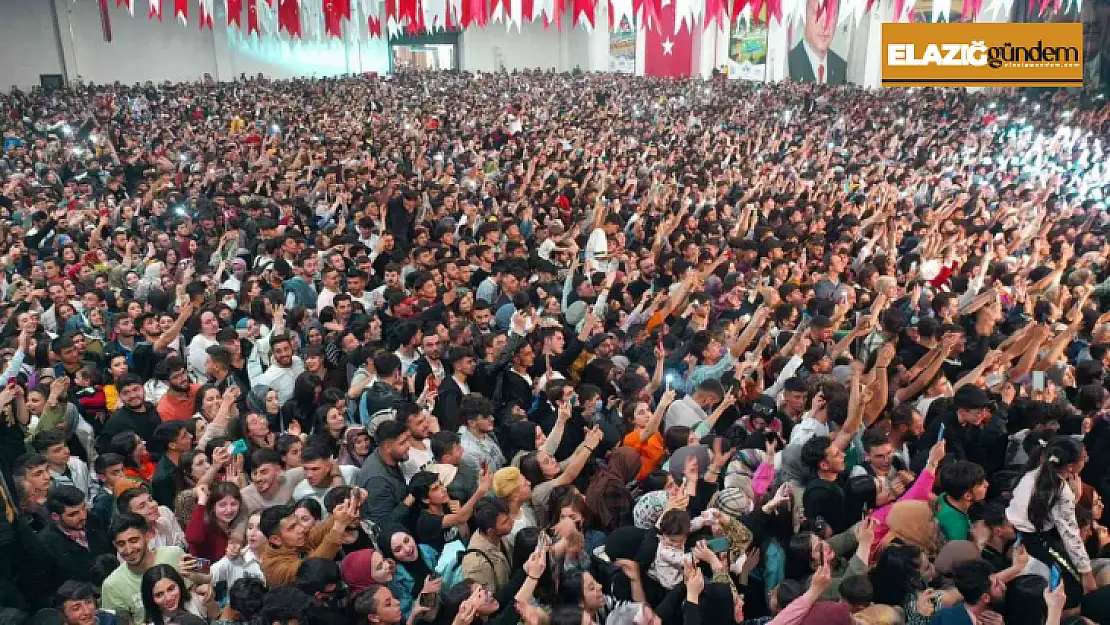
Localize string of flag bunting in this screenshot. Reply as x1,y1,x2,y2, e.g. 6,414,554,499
102,0,1045,39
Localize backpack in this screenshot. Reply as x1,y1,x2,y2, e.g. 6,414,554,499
435,541,497,589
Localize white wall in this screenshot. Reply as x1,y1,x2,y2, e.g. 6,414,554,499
460,20,568,71
57,0,218,85
0,0,389,89
458,5,611,72
0,0,66,88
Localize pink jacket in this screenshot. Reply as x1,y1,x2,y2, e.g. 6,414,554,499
868,468,936,561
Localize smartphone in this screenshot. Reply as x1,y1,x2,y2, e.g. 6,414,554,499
419,592,436,607
229,438,249,456
1013,534,1022,548
1050,565,1060,590
937,423,946,443
194,557,212,574
705,537,731,553
1032,371,1046,392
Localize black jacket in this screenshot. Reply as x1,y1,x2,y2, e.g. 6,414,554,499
496,370,533,414
100,403,160,447
433,376,466,432
386,196,415,245
39,517,115,585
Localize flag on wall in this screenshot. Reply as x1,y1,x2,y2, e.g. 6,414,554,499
644,0,693,76
278,0,302,36
247,0,261,32
227,0,243,27
149,0,163,19
174,0,188,24
200,0,214,27
118,0,135,16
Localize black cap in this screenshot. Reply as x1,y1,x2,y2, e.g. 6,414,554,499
810,314,834,329
954,385,992,410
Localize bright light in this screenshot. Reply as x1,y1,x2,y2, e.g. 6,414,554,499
179,154,188,162
828,142,836,148
271,124,280,133
71,147,83,156
896,118,905,125
62,125,73,136
89,134,99,143
989,102,997,110
1061,110,1072,119
783,110,792,122
1034,104,1041,112
174,206,187,216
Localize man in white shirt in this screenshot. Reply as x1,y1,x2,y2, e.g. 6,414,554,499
399,405,436,482
292,441,359,515
316,267,343,313
586,213,622,273
251,333,305,405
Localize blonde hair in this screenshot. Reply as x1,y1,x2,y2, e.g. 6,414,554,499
852,604,905,625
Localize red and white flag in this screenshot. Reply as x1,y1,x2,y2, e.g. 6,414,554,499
175,0,188,24
199,0,214,27
247,0,261,32
644,0,692,76
278,0,302,36
149,0,163,18
118,0,135,16
367,13,383,34
227,0,243,27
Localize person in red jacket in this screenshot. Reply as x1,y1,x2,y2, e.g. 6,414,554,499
186,481,246,562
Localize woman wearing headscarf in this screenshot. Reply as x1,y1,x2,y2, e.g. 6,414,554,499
868,439,944,562
377,525,441,621
338,426,372,468
879,501,942,558
341,548,396,596
585,446,643,533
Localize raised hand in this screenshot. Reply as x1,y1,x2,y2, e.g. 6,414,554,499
195,484,210,506
683,558,705,597
523,547,547,579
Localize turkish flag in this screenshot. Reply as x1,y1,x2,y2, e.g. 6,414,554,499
644,0,693,76
247,0,260,33
278,0,301,37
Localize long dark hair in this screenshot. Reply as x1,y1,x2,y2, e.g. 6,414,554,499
141,563,191,625
1028,436,1082,530
869,544,925,606
784,532,818,581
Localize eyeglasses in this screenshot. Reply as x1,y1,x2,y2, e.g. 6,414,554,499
751,403,776,416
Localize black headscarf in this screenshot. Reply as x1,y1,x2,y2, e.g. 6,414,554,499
377,524,433,594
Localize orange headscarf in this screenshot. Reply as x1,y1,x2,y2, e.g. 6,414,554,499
880,501,940,556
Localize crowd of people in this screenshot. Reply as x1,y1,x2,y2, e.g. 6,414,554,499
0,69,1109,625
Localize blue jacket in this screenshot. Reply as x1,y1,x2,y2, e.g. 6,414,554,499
282,277,318,310
389,545,440,620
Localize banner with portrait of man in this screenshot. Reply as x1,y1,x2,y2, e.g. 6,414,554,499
783,0,865,85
